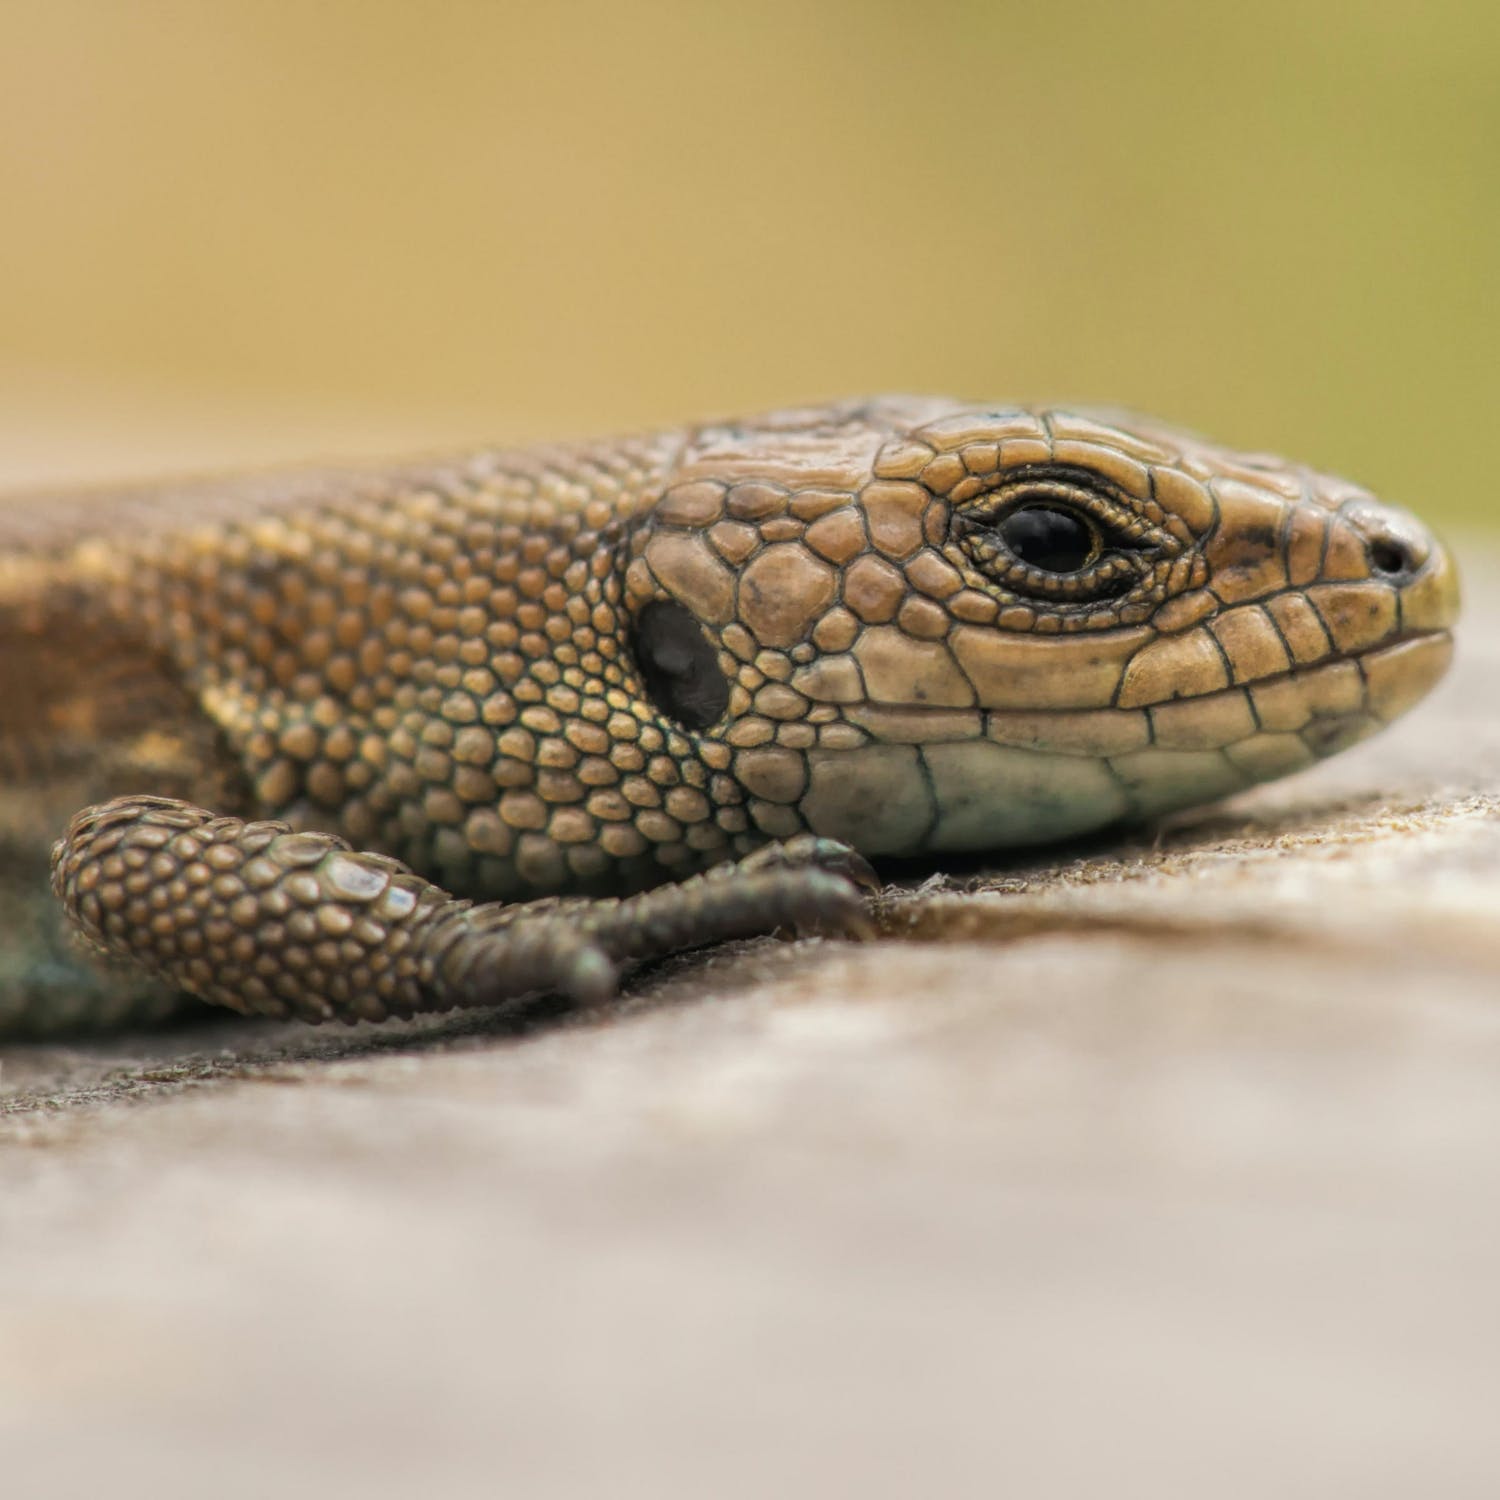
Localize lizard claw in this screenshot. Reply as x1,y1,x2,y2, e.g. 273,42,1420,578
732,835,881,896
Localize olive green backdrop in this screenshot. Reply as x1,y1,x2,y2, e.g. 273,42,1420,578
0,0,1493,526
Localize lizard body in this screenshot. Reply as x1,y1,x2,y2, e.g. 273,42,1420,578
0,398,1458,1035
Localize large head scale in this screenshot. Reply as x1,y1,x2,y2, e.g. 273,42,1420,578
625,399,1459,855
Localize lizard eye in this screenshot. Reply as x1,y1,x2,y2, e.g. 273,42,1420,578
949,470,1174,607
631,600,730,731
995,503,1099,574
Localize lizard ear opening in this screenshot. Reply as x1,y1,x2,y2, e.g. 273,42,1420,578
630,600,730,732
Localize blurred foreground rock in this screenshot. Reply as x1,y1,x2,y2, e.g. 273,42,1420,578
4,554,1499,1499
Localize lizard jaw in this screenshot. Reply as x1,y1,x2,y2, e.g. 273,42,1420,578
793,629,1454,857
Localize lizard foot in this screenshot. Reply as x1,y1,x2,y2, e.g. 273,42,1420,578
51,796,873,1024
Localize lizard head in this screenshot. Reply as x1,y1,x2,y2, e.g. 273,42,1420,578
626,399,1459,855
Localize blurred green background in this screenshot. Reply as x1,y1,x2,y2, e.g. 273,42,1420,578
0,0,1494,525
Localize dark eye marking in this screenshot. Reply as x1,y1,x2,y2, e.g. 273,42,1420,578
631,600,730,731
996,504,1099,574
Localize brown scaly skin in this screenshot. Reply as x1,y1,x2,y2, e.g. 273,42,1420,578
0,398,1459,1035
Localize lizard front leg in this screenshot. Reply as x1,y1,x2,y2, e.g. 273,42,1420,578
51,797,875,1025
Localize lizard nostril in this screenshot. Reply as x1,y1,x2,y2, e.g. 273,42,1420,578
1368,536,1414,579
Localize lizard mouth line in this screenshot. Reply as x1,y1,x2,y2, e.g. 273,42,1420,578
1117,625,1455,716
838,627,1454,722
812,628,1455,859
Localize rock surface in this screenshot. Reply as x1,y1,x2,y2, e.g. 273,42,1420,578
4,553,1499,1498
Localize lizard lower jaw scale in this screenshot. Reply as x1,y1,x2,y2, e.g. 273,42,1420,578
791,630,1454,859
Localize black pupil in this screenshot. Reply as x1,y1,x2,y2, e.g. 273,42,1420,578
997,505,1096,573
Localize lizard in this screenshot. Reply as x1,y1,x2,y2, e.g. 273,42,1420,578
0,397,1458,1038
